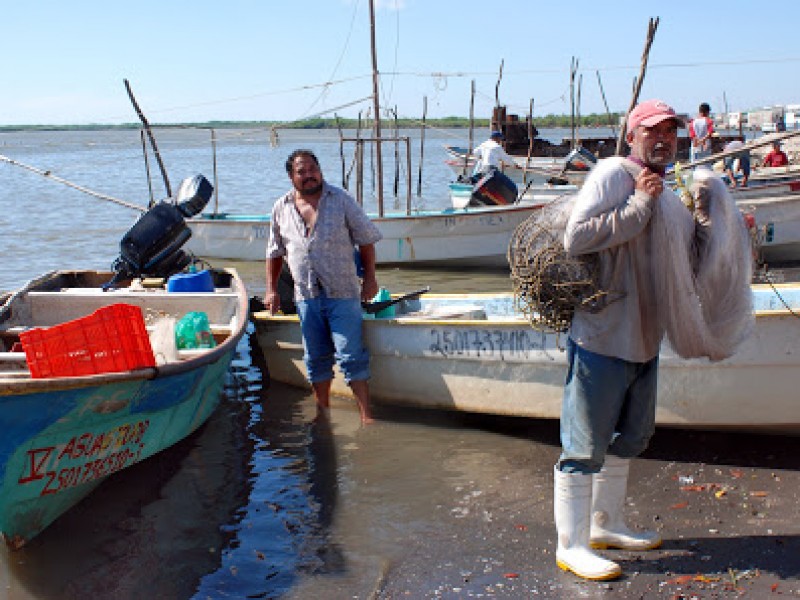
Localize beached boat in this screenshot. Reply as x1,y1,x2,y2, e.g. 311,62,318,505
186,202,544,268
0,268,248,548
253,286,800,434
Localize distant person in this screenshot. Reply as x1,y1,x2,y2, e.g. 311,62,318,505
265,149,382,425
761,141,789,167
689,102,714,164
723,139,751,188
472,130,516,176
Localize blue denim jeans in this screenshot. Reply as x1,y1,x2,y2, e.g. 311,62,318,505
557,338,658,474
296,292,369,384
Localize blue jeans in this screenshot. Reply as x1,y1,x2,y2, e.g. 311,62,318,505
296,292,369,384
558,338,658,474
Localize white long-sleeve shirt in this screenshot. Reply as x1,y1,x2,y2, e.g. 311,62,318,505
472,139,515,172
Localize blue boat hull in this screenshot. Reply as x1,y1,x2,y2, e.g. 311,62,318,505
0,349,235,548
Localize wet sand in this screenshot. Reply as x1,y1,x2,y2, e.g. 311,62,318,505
275,391,800,600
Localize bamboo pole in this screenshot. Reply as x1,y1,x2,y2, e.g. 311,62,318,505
615,17,660,155
393,106,400,201
335,113,346,188
0,153,146,212
524,98,535,185
417,96,427,197
576,73,583,147
596,70,617,139
570,57,579,150
464,80,475,178
139,129,155,207
211,128,219,214
123,78,172,197
368,0,384,216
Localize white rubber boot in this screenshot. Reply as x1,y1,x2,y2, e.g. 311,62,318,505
554,467,622,580
590,455,662,551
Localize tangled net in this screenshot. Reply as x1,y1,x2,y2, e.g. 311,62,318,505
507,195,607,333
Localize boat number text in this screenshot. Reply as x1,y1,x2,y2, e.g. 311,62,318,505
429,328,545,359
18,420,151,496
252,225,270,239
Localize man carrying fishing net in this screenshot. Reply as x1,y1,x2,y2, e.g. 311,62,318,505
551,99,753,580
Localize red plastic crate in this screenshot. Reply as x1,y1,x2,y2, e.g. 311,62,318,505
20,303,156,378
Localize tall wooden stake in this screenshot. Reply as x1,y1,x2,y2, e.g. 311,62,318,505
615,17,660,155
124,78,171,197
368,0,384,216
464,80,476,177
417,96,427,197
596,70,617,138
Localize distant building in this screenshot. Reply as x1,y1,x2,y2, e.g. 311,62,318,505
746,106,785,132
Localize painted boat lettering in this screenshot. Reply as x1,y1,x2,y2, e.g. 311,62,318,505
478,214,504,226
18,420,150,496
429,328,545,359
252,224,270,239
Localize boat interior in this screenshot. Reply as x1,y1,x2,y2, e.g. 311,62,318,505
0,270,241,380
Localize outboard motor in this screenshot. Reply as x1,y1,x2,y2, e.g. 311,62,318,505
469,169,518,206
105,175,213,288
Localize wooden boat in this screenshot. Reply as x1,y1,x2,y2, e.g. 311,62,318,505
186,202,544,268
253,286,800,434
0,268,248,548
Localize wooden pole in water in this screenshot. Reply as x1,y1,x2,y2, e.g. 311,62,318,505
464,80,475,178
368,0,384,216
211,128,219,214
139,129,155,207
524,98,535,185
596,70,617,139
417,96,427,197
576,73,583,147
335,114,346,188
124,78,172,197
570,57,578,150
393,106,400,201
615,17,659,155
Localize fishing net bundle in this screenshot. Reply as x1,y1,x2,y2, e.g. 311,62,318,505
652,168,754,360
508,164,754,360
507,194,609,333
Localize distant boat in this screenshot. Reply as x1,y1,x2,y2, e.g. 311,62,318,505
443,144,595,187
253,286,800,434
0,268,248,549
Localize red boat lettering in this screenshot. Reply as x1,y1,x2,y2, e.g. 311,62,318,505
18,447,55,484
40,470,59,495
19,420,150,494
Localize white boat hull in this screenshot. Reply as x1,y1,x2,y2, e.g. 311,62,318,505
186,204,544,267
254,287,800,433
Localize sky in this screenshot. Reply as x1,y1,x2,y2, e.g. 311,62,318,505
1,0,798,126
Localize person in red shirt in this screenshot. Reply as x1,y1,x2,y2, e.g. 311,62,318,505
762,141,789,167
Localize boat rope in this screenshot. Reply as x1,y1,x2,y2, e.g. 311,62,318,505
0,153,147,213
761,271,800,319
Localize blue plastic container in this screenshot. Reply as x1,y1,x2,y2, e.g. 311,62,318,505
167,269,215,293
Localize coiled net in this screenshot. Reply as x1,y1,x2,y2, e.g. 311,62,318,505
507,194,609,333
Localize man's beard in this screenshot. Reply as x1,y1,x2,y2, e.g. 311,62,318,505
300,179,323,195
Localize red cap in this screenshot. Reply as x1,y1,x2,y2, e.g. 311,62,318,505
626,99,682,134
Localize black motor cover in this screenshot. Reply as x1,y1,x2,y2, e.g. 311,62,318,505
175,174,213,218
